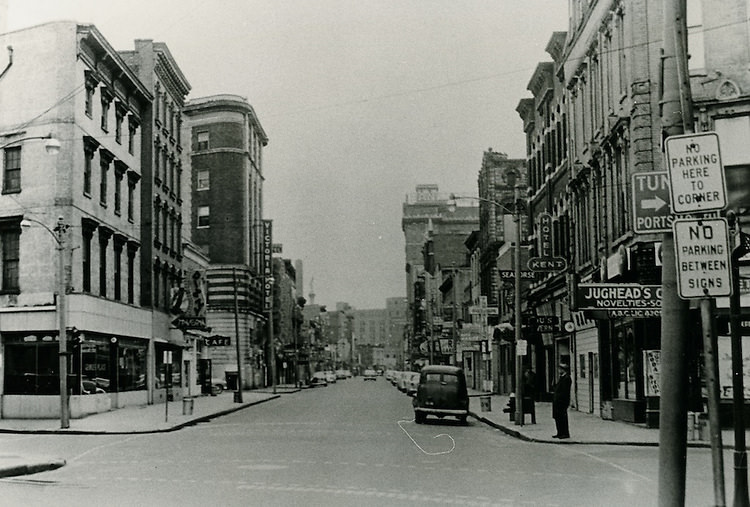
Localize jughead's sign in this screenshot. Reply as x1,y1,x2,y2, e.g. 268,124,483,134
576,283,662,310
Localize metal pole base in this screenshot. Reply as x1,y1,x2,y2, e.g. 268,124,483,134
734,451,749,507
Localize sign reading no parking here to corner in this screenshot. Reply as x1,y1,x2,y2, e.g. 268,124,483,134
665,132,727,214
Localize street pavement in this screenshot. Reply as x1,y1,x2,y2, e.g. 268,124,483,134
0,383,741,481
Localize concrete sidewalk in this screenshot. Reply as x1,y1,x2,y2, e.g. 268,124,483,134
468,389,747,448
0,386,293,479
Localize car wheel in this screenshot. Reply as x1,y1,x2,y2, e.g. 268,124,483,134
458,415,467,425
211,384,223,395
415,412,426,424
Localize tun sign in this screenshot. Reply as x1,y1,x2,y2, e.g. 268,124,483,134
632,172,673,233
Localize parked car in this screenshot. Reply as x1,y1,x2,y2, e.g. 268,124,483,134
397,371,410,392
310,371,328,387
413,365,469,424
324,371,337,383
335,369,348,380
363,369,378,381
210,377,227,395
343,369,353,378
81,379,105,395
406,372,420,396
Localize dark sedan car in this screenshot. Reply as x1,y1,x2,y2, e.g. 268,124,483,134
413,365,469,424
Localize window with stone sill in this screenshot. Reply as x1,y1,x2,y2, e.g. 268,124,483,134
0,225,20,292
101,97,110,132
2,146,21,194
197,131,209,151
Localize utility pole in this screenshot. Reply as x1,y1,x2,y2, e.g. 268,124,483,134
513,184,524,426
452,264,458,367
728,212,750,507
232,268,243,403
658,0,693,504
55,216,70,429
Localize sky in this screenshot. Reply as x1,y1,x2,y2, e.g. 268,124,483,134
5,0,569,310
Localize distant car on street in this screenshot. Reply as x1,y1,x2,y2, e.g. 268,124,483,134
406,372,420,396
363,369,378,381
309,371,328,387
397,372,410,392
324,371,337,383
335,369,348,379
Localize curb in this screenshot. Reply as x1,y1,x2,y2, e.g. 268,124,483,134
469,411,662,447
0,395,281,436
0,459,66,478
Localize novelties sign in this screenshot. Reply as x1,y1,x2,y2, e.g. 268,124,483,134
577,283,662,316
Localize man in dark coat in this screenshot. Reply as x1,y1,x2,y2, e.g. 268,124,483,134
552,362,572,439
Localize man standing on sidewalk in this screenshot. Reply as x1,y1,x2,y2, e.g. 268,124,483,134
552,363,571,439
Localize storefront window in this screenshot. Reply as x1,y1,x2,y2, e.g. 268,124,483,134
614,326,638,399
155,344,182,389
4,336,59,394
119,343,147,391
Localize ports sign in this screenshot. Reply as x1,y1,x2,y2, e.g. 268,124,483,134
632,172,673,233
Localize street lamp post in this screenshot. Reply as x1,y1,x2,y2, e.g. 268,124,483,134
22,216,69,428
512,184,524,426
11,134,64,426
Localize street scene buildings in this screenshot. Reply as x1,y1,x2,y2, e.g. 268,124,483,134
0,3,749,495
403,0,750,429
2,1,750,505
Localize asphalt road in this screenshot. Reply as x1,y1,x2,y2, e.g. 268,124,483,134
0,378,723,506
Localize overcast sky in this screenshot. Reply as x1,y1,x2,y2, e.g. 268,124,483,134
6,1,569,310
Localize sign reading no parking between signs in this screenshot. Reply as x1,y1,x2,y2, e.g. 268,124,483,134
673,218,732,299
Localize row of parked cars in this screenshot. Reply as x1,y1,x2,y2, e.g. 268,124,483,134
309,369,353,387
386,366,470,424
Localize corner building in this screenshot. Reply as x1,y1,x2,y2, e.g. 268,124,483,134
183,95,268,389
0,22,150,417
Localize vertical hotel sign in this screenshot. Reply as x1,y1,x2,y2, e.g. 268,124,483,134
262,220,273,312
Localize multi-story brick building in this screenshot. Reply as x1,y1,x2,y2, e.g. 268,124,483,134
402,184,478,369
183,94,268,389
385,297,407,369
517,0,750,424
119,39,192,404
0,22,151,418
514,32,570,404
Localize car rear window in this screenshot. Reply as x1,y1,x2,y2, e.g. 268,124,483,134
423,372,459,383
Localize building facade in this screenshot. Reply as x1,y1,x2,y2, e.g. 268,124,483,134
119,38,192,404
515,0,750,424
402,184,478,370
183,94,268,389
0,22,151,417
